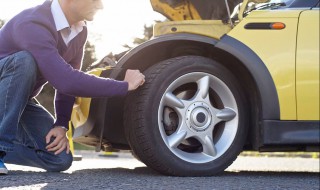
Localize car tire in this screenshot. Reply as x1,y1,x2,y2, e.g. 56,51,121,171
124,56,248,176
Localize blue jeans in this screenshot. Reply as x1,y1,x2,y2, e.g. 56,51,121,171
0,51,72,172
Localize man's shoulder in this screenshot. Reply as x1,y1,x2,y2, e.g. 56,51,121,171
12,1,54,30
0,1,58,46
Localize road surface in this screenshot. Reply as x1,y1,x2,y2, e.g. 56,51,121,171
1,151,319,190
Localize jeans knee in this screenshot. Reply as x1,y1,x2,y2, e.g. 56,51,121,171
60,153,73,171
13,51,38,80
46,153,73,172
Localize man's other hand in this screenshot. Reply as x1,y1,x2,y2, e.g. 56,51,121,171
124,69,145,91
45,126,70,155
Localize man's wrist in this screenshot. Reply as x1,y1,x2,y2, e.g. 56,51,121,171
54,126,68,131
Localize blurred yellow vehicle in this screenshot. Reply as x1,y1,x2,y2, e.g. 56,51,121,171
71,0,319,176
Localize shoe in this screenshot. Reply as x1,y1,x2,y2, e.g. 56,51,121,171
0,157,8,175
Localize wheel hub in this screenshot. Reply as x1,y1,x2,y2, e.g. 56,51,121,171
186,102,212,132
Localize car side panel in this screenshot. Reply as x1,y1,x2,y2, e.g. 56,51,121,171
228,10,302,120
216,35,280,120
296,10,320,120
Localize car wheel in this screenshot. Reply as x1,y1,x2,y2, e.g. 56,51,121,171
124,56,248,176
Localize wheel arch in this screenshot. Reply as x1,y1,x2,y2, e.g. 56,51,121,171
115,33,280,149
116,33,219,71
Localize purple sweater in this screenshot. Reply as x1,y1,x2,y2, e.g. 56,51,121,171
0,1,128,128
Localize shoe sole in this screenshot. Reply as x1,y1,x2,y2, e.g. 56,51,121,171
0,168,8,175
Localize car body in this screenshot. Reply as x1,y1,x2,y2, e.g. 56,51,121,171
70,0,319,176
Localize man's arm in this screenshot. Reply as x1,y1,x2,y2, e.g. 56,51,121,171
53,38,84,130
49,39,85,154
54,91,75,129
13,22,129,98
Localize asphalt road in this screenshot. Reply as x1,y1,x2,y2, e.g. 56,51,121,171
1,151,319,190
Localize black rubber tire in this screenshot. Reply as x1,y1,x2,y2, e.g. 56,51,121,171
124,56,248,176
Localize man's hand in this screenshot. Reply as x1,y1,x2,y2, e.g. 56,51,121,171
124,69,145,91
45,126,70,155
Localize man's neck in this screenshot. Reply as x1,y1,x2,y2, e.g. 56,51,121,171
58,0,80,26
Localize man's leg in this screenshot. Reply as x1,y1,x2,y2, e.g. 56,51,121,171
4,100,73,172
0,51,72,173
0,51,38,174
0,51,37,153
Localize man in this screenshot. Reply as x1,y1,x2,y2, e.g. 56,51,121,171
0,0,145,175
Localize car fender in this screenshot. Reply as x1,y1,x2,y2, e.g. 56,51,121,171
114,33,218,72
114,33,279,120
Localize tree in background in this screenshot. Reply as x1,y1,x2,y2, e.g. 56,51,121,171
0,19,4,28
123,23,154,49
82,41,97,71
92,22,157,69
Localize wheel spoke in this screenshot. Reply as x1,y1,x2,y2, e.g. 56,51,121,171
197,76,210,99
216,108,237,121
167,131,187,148
157,71,240,164
164,92,185,109
202,135,217,157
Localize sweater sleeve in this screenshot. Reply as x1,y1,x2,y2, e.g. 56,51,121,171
13,21,129,98
53,42,84,128
53,91,75,128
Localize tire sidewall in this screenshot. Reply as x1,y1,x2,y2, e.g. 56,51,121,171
128,56,248,176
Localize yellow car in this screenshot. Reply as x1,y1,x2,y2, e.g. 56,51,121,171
71,0,319,176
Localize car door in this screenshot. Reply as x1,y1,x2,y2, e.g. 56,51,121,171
296,7,320,120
